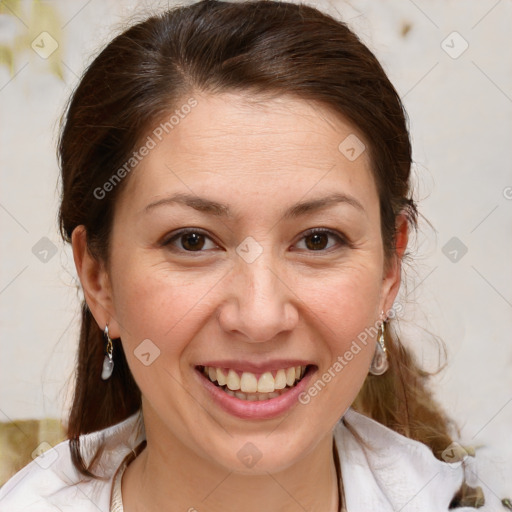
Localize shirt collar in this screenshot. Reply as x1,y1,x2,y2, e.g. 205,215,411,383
335,407,466,511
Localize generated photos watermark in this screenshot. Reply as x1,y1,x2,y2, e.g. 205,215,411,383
93,97,198,200
298,303,402,405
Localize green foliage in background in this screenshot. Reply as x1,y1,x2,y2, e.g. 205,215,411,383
0,0,63,79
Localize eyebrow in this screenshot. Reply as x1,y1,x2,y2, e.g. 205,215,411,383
143,192,366,219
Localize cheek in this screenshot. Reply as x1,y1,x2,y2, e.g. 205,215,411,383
299,264,381,382
292,265,382,418
110,264,208,403
298,261,383,337
110,257,219,358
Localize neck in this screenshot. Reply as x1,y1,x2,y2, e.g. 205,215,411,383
122,409,340,512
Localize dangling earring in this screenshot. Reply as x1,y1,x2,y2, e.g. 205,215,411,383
101,324,114,380
369,313,389,376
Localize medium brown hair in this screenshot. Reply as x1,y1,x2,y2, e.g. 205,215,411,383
58,0,482,506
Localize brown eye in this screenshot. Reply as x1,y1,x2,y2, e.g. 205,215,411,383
304,232,329,251
181,232,206,251
162,229,217,253
295,229,347,252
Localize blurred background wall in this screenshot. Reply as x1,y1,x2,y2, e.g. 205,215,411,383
0,0,511,497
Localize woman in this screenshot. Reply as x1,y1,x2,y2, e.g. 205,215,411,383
0,0,507,510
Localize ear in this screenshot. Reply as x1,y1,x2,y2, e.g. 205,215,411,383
379,212,409,316
71,225,121,338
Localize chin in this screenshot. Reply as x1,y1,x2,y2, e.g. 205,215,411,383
202,435,310,475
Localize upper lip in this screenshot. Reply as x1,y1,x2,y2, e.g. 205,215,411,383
195,359,315,374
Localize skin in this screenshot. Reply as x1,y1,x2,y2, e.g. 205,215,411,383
72,92,408,512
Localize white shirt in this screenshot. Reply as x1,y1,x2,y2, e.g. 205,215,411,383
0,407,507,511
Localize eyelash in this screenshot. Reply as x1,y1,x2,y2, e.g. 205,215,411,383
161,227,349,255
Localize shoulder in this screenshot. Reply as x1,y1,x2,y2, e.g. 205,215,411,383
334,407,509,512
0,411,144,512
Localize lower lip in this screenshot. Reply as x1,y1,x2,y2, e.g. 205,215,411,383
194,366,317,420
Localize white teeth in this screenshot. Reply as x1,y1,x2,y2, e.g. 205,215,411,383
216,368,227,386
274,369,287,390
257,372,275,393
222,388,288,401
285,367,296,387
202,365,308,393
240,372,258,393
226,369,240,391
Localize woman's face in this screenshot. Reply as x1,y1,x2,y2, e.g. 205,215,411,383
80,92,405,473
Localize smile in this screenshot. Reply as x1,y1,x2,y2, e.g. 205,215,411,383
194,363,317,419
199,365,308,401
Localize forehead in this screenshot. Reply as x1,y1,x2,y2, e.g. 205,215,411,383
118,92,378,220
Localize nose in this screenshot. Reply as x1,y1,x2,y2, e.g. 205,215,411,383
216,249,300,344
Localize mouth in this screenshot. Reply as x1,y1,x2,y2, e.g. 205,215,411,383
195,363,316,402
195,364,318,420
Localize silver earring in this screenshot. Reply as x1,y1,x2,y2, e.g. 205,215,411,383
369,313,389,376
101,324,114,380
